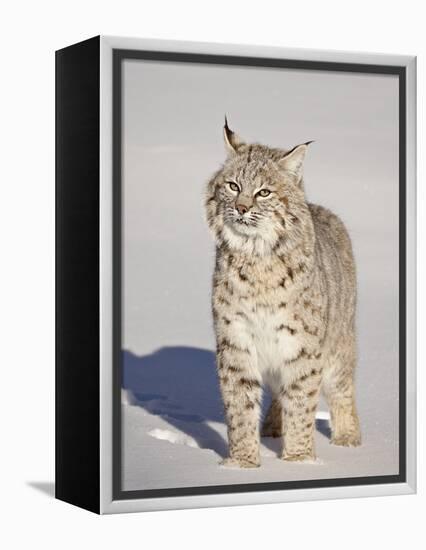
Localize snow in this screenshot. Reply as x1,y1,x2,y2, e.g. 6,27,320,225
148,428,200,449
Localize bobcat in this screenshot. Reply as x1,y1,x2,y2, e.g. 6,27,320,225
205,120,361,467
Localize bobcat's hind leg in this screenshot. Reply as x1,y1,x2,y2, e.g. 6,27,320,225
322,345,361,447
261,398,283,438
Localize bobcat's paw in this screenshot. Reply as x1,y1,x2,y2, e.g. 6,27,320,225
220,456,260,469
331,433,361,447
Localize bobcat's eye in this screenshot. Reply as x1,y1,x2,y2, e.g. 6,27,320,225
227,181,240,192
257,189,271,197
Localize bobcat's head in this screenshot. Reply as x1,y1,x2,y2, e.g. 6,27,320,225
205,120,313,256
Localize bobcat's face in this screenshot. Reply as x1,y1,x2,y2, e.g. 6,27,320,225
205,122,312,254
216,154,298,240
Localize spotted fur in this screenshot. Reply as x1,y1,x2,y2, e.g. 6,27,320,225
205,122,361,467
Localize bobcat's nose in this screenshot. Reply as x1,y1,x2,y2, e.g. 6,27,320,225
236,203,250,215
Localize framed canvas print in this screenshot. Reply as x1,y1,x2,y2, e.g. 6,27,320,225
55,36,416,514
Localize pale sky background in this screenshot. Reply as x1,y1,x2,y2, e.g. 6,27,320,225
121,59,400,490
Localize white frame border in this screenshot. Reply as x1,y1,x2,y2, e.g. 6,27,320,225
99,35,416,514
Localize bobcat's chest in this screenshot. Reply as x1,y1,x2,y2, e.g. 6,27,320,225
245,304,303,372
220,253,306,371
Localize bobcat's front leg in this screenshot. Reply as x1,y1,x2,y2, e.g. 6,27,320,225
217,336,262,468
281,362,323,461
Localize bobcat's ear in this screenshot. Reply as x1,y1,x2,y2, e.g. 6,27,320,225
223,116,245,154
278,141,313,178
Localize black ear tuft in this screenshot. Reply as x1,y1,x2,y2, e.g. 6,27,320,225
223,116,245,154
224,115,233,142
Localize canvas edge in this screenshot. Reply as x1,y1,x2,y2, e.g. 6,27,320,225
55,35,101,514
99,35,417,514
404,56,416,494
100,35,415,66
